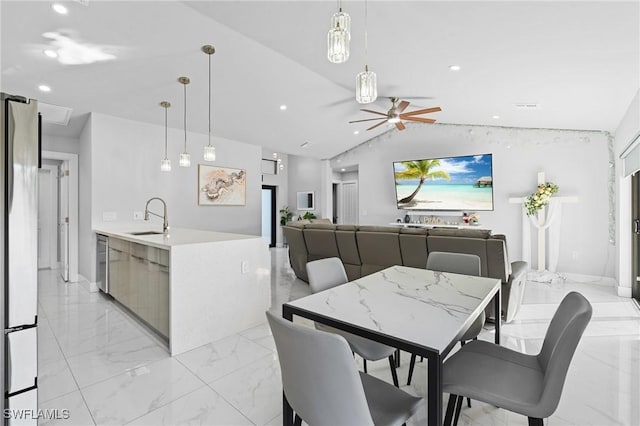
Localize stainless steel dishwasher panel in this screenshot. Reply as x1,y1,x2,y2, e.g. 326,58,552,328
96,234,109,293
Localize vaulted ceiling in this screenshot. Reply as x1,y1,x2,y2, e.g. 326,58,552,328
2,1,638,159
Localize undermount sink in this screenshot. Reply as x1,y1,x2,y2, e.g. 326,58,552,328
128,231,164,236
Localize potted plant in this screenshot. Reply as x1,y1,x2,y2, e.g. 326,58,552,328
279,206,293,226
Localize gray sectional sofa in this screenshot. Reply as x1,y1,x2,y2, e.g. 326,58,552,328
282,222,528,323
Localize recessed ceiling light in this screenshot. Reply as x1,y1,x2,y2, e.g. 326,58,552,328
38,85,51,92
279,105,287,111
272,152,278,159
449,65,461,71
341,168,346,172
353,130,360,135
51,3,68,14
492,115,500,119
44,49,58,58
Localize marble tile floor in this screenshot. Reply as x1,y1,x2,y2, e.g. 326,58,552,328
36,249,640,425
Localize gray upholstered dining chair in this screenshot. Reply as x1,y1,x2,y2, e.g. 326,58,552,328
266,311,423,426
443,291,592,426
407,252,483,386
306,257,400,387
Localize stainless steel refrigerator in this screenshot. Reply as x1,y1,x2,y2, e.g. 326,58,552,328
1,93,39,425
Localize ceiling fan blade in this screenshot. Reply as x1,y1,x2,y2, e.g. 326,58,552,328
348,117,387,124
395,121,406,131
367,120,389,131
402,106,442,116
402,116,436,124
360,109,388,116
397,101,410,113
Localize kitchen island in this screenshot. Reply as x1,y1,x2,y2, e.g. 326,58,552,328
94,227,270,356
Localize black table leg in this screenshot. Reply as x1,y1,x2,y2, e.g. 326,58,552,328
427,353,442,426
282,306,294,426
494,286,501,345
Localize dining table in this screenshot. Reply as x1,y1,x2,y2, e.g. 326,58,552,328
282,265,501,426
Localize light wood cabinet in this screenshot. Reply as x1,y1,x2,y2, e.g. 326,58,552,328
107,238,169,339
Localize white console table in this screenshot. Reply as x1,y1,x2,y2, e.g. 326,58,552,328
388,222,492,230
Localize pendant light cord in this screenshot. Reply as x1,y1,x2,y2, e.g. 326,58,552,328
364,0,368,66
164,106,168,157
208,54,212,145
183,82,187,152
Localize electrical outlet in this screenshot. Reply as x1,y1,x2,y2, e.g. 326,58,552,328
241,261,248,274
133,211,143,220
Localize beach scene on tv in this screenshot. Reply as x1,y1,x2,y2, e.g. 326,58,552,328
394,154,494,211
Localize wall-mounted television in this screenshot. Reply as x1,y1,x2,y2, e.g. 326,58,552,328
393,153,494,211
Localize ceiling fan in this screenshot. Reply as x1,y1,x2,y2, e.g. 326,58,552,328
349,97,441,131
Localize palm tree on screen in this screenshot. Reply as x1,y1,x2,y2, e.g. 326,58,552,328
395,160,451,204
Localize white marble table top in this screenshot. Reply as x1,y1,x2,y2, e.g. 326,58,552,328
286,265,500,355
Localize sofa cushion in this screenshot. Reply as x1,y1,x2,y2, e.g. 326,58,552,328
428,228,492,239
357,225,400,233
399,233,429,268
304,223,337,230
357,231,402,276
303,228,340,260
336,224,357,231
399,227,429,235
286,221,307,228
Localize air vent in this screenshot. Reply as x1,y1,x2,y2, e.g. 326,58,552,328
514,102,540,110
73,0,90,5
38,102,72,126
300,142,310,148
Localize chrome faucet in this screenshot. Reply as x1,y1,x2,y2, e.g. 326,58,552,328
144,197,169,234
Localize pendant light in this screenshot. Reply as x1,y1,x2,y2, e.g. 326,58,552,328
355,0,377,104
178,76,191,167
159,101,171,172
327,0,350,63
202,45,216,162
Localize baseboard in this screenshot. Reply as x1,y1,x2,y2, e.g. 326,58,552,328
560,272,617,287
617,286,632,298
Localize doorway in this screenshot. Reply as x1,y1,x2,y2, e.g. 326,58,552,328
632,173,640,301
38,165,57,269
261,185,276,247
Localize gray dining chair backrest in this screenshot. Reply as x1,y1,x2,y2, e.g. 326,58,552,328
266,311,375,426
306,257,349,294
535,291,592,417
427,251,481,276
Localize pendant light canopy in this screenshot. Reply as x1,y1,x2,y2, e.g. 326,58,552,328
355,0,377,104
327,1,350,63
178,76,191,168
202,44,217,162
160,101,171,172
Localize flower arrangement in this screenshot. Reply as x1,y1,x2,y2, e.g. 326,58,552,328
523,182,559,216
469,213,480,224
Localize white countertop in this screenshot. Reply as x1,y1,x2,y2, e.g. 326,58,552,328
94,226,260,249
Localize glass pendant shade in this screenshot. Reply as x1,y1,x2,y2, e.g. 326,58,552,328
355,65,377,104
203,145,216,161
331,10,351,36
327,27,349,63
179,152,191,168
160,101,171,172
160,158,171,172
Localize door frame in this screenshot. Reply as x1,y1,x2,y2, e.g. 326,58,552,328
39,165,58,269
43,150,78,282
334,180,358,225
262,185,277,248
633,173,639,301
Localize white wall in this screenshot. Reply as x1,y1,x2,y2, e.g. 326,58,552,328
328,123,613,277
615,90,640,296
42,134,79,154
78,118,93,281
288,155,323,219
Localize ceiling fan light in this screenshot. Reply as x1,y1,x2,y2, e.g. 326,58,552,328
355,66,377,104
203,145,216,162
328,27,349,63
388,116,401,124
